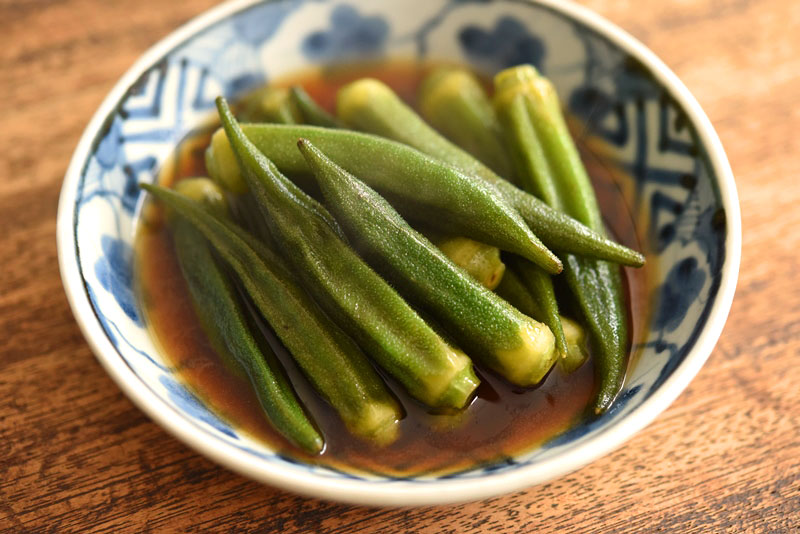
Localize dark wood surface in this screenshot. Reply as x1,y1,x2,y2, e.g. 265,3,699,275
1,0,798,532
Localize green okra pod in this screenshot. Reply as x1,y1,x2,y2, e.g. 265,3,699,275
168,180,322,453
495,266,589,374
140,182,403,445
205,124,562,274
298,138,557,386
289,86,342,128
418,66,513,179
494,65,628,412
215,97,479,410
334,78,644,268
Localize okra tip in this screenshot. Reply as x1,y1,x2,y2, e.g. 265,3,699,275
215,96,234,125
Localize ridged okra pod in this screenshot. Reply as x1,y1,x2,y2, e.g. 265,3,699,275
164,179,322,453
335,78,644,267
298,139,557,386
494,65,629,413
140,182,403,445
205,124,562,273
418,66,513,178
215,97,479,410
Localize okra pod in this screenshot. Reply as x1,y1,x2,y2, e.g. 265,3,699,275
495,267,589,373
432,236,505,291
140,183,403,445
429,77,575,368
167,180,322,453
215,97,479,410
205,125,562,273
418,67,513,178
299,139,557,386
334,78,644,267
494,65,628,413
289,86,342,128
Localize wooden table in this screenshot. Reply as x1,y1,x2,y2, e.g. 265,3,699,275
2,0,798,531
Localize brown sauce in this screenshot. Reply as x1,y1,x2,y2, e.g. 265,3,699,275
134,59,654,476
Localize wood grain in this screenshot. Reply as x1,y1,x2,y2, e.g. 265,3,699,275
1,0,798,532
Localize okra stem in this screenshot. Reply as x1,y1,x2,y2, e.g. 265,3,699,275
432,235,506,291
238,86,301,124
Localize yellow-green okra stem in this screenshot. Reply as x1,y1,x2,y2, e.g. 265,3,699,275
432,236,505,291
506,257,568,361
141,183,402,445
215,97,479,410
298,139,557,386
494,65,628,412
495,267,589,373
418,66,513,178
559,315,589,374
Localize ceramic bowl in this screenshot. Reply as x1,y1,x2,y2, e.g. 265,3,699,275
57,0,740,506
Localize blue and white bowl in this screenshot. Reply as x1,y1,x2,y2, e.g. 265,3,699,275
57,0,740,506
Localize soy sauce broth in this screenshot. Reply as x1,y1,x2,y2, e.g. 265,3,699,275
135,59,653,476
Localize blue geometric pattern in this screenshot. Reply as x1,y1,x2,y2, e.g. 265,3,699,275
70,0,727,482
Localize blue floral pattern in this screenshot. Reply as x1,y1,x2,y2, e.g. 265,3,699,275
459,16,546,70
302,4,389,61
70,0,729,483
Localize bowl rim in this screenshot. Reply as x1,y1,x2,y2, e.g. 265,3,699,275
57,0,741,506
